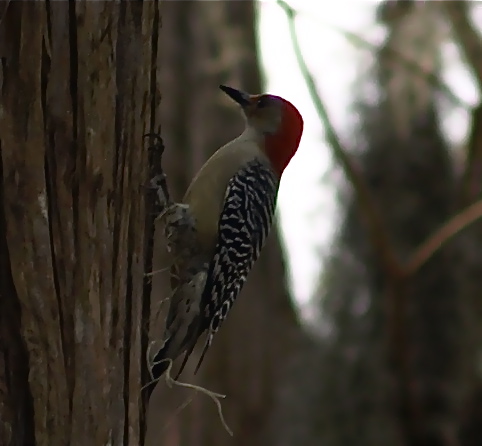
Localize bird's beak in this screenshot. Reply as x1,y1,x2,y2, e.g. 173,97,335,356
219,85,251,107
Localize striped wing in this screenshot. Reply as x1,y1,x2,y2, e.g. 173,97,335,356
194,159,279,372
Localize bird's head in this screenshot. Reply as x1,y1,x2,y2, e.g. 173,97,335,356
220,85,303,175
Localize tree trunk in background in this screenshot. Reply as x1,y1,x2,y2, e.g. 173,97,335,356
0,2,160,445
274,2,474,446
145,2,301,446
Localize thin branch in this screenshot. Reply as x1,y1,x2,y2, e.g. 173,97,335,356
326,22,470,110
442,1,482,91
404,198,482,276
443,2,482,209
143,359,233,437
278,0,402,278
459,105,482,207
278,2,469,110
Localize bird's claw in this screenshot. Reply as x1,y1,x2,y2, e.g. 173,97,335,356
143,131,171,208
143,132,165,155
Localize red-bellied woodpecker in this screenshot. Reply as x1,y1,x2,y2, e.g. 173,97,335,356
149,85,303,380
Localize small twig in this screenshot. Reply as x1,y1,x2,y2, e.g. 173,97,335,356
275,2,469,109
278,0,401,278
442,2,482,91
144,250,182,281
150,285,176,329
144,265,174,278
404,198,482,275
159,395,196,434
143,359,233,436
444,2,482,209
327,22,469,110
459,105,482,207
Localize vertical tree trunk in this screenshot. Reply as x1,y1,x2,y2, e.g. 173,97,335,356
442,5,482,445
145,2,301,445
0,2,160,445
299,2,463,446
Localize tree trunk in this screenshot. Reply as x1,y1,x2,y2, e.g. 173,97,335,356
303,2,464,445
0,1,160,445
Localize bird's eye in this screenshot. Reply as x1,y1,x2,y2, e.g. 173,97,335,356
257,96,269,108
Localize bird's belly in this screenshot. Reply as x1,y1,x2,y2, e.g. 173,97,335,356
184,173,229,257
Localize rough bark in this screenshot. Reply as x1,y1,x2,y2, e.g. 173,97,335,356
145,2,301,446
0,1,160,445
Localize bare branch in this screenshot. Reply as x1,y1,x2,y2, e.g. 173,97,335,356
144,359,233,442
443,3,482,212
442,1,482,91
459,105,482,207
278,0,402,278
280,2,469,109
327,20,469,110
404,198,482,275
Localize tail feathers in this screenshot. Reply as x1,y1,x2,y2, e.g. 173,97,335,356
150,321,204,380
150,327,197,381
150,336,174,379
172,341,198,380
150,336,201,381
193,332,213,375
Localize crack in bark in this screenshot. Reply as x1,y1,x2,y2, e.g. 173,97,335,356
1,1,159,444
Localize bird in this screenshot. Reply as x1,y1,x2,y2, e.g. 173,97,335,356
149,84,303,380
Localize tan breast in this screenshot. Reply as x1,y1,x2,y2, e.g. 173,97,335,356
182,130,268,257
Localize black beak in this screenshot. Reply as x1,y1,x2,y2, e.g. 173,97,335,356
219,85,251,107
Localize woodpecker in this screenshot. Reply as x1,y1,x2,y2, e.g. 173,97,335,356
150,85,303,380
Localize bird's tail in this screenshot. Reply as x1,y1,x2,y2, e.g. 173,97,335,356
150,336,174,379
149,317,201,380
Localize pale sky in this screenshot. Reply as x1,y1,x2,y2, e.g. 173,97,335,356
258,0,480,312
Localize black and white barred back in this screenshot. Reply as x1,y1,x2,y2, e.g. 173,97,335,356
193,158,280,373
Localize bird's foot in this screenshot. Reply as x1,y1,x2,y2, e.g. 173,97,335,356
142,132,171,219
143,132,165,155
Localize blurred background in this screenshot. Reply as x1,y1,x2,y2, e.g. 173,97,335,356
3,0,482,445
146,1,482,445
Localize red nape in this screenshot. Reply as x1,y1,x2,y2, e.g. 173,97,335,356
264,98,303,176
